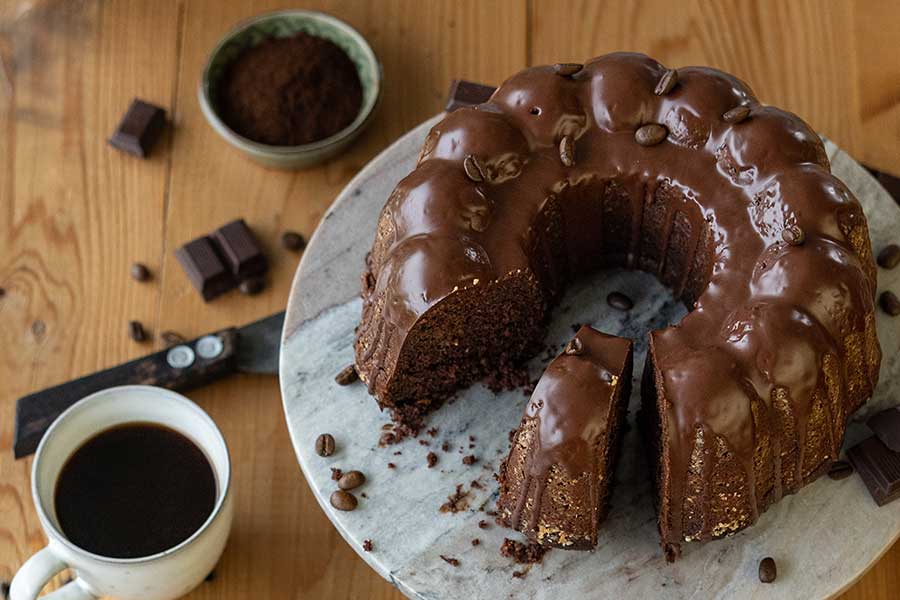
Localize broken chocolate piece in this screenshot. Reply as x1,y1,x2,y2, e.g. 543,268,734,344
445,80,496,112
108,99,166,158
175,237,235,301
847,435,900,506
867,407,900,452
213,219,267,279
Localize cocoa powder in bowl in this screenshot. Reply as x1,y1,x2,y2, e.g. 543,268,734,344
218,32,363,146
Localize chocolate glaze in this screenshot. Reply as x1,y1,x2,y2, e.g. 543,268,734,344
500,326,633,549
355,53,880,555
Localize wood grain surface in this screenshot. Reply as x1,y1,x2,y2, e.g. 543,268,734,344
0,1,897,598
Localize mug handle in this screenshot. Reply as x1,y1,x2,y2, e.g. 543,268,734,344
10,546,97,600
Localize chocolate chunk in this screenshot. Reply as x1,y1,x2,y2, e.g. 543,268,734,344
878,244,900,269
280,231,306,252
330,467,343,480
471,538,480,546
130,263,151,282
128,320,147,343
880,291,900,316
445,80,496,112
108,99,167,158
316,433,336,457
335,364,359,385
847,435,900,506
362,539,373,552
723,105,751,124
607,291,634,311
175,236,235,301
635,123,667,146
827,460,854,480
440,555,460,567
213,219,267,279
330,490,358,511
387,462,396,469
462,454,477,465
867,407,900,452
758,557,777,583
338,470,366,490
478,520,489,529
427,451,438,468
500,538,547,564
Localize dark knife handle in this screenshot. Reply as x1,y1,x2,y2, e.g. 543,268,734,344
13,328,239,459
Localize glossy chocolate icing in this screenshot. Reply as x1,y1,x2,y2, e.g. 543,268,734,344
356,53,880,555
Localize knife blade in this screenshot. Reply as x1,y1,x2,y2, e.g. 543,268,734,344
13,311,285,459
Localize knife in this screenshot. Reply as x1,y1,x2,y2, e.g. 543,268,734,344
13,311,285,459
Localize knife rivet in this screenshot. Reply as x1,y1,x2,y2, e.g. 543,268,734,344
196,335,224,360
167,345,196,369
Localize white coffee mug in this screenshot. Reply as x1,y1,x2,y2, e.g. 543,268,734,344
10,385,234,600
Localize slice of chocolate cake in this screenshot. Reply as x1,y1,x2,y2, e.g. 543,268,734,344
497,326,634,550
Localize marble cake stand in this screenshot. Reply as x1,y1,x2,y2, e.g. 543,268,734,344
280,115,900,600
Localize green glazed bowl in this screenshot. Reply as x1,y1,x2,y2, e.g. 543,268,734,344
199,10,382,170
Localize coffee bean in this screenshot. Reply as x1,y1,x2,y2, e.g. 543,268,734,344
553,63,583,77
654,68,678,96
781,225,805,246
559,135,575,167
723,105,751,124
462,455,477,465
635,123,667,146
128,320,147,342
161,330,186,347
877,244,900,269
281,231,307,252
828,460,854,480
564,337,584,355
758,556,777,583
463,154,486,182
335,364,359,385
330,490,358,511
130,262,151,282
880,290,900,316
338,470,366,490
315,433,336,457
239,277,265,295
607,291,634,311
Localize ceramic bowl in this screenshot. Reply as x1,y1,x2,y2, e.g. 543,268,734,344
198,10,382,170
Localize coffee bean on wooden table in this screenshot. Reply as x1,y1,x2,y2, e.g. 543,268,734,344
315,433,336,457
281,231,306,252
239,277,265,295
335,364,358,385
128,320,147,342
758,557,777,583
827,460,854,480
130,262,151,282
880,291,900,316
607,291,634,311
878,244,900,269
338,470,366,490
161,331,186,347
330,490,358,511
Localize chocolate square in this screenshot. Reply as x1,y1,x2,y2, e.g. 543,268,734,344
867,406,900,452
212,219,267,279
847,435,900,506
109,99,166,158
175,236,235,301
445,80,496,113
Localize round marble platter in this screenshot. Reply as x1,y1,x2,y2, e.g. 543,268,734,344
280,114,900,600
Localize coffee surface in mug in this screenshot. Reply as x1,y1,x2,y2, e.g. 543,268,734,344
54,422,217,559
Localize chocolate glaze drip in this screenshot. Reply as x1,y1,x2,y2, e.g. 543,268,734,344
356,53,880,555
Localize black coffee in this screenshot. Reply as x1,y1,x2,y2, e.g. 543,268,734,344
54,422,217,559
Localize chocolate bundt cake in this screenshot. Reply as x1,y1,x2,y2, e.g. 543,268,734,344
498,326,633,550
355,53,881,558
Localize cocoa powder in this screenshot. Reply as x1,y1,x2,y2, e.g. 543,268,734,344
218,32,363,146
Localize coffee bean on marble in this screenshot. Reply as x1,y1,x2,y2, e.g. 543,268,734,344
330,490,358,511
758,557,777,583
880,291,900,316
335,364,359,385
130,262,151,282
607,291,634,311
827,460,854,480
315,433,336,457
635,123,667,146
338,470,366,490
239,277,265,295
281,231,307,252
877,244,900,269
128,320,147,342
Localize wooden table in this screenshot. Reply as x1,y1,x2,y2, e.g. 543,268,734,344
1,1,898,598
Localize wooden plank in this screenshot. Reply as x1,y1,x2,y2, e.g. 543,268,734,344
0,0,181,591
159,2,527,599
